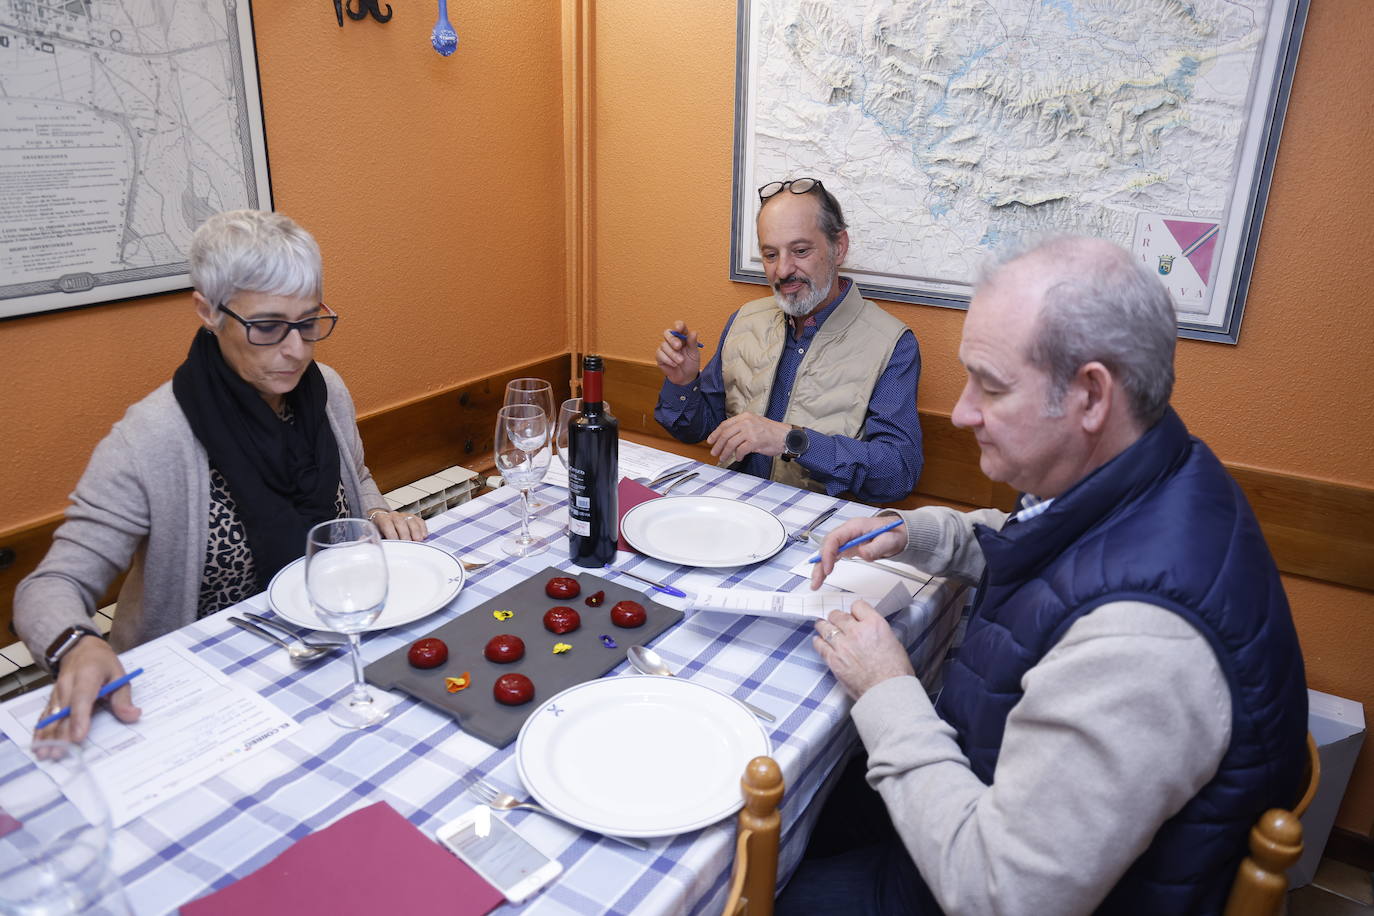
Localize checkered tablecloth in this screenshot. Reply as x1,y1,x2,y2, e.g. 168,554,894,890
2,456,966,916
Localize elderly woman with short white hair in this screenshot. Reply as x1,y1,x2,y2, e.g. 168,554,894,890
15,209,423,741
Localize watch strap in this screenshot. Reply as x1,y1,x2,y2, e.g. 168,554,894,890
44,624,103,672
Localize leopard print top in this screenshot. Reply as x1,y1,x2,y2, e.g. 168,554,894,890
196,404,349,618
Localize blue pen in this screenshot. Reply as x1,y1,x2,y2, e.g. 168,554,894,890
808,519,904,563
35,667,144,730
669,330,705,349
603,565,688,598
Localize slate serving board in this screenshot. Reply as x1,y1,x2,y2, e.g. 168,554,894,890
365,566,684,748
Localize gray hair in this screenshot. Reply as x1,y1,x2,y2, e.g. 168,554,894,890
813,185,848,244
758,182,848,245
984,236,1176,426
188,210,323,315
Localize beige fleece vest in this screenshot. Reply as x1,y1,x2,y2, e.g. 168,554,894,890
721,280,907,492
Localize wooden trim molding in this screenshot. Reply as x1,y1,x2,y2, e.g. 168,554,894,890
3,350,1371,641
355,353,572,493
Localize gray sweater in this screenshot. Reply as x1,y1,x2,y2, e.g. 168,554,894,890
15,364,384,663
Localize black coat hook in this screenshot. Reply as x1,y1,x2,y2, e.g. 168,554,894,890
346,0,393,22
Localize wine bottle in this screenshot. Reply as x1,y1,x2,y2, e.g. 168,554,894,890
568,354,619,566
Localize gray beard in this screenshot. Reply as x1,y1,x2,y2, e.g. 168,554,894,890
774,274,833,318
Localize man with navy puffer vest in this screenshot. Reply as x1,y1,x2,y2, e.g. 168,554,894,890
780,236,1307,915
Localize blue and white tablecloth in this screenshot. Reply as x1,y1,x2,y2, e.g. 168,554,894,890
1,454,966,916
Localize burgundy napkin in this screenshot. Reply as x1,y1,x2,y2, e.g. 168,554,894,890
617,476,663,552
180,802,504,916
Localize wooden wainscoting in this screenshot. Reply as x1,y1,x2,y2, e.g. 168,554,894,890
355,353,572,493
3,350,1372,641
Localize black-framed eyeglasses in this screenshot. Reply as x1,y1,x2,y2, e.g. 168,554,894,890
217,301,338,346
758,177,824,202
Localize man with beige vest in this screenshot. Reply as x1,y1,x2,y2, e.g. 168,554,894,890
654,179,923,504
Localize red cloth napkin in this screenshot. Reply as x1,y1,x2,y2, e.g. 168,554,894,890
180,802,504,916
617,476,663,552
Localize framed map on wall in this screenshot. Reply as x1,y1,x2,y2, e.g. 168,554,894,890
730,0,1311,343
0,0,271,320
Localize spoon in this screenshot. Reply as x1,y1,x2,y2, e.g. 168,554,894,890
431,0,458,56
229,617,332,663
627,645,775,722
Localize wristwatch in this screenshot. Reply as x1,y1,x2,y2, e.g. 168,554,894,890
44,624,103,673
781,425,810,463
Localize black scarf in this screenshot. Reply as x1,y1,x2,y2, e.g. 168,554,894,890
173,329,342,588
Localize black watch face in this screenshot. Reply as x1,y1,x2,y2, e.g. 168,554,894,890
786,428,808,456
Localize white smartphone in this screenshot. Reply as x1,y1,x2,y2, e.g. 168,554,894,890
435,806,563,904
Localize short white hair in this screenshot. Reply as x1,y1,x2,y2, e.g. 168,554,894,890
188,210,323,311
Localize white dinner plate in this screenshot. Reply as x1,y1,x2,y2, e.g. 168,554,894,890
620,496,788,568
267,540,465,631
515,676,771,838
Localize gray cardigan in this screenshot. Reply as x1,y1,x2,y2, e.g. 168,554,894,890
15,364,385,663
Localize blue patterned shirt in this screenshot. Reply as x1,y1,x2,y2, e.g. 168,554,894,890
655,280,923,504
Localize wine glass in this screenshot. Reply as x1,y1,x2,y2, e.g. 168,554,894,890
495,404,552,557
554,397,584,475
306,518,390,729
0,740,131,915
505,379,555,509
555,396,611,505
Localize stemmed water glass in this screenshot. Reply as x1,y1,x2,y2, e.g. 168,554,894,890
505,379,555,509
495,404,552,557
306,518,389,729
0,740,130,915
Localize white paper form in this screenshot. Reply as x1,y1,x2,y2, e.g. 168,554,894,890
692,583,909,621
543,438,696,489
0,640,297,826
787,555,932,598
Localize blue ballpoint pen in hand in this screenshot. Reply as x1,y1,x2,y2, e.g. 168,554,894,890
669,330,706,349
808,519,904,564
35,667,145,730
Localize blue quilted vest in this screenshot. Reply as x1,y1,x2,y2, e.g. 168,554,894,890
934,409,1307,914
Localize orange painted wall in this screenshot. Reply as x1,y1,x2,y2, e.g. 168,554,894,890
0,2,568,525
589,0,1374,832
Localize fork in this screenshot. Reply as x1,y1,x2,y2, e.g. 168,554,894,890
789,506,838,543
659,471,698,495
636,467,692,489
243,612,347,649
467,778,649,850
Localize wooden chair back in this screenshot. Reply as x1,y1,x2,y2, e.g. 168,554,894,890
1223,732,1321,916
722,756,784,916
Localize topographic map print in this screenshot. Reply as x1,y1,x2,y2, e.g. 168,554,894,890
738,0,1293,333
0,0,267,317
